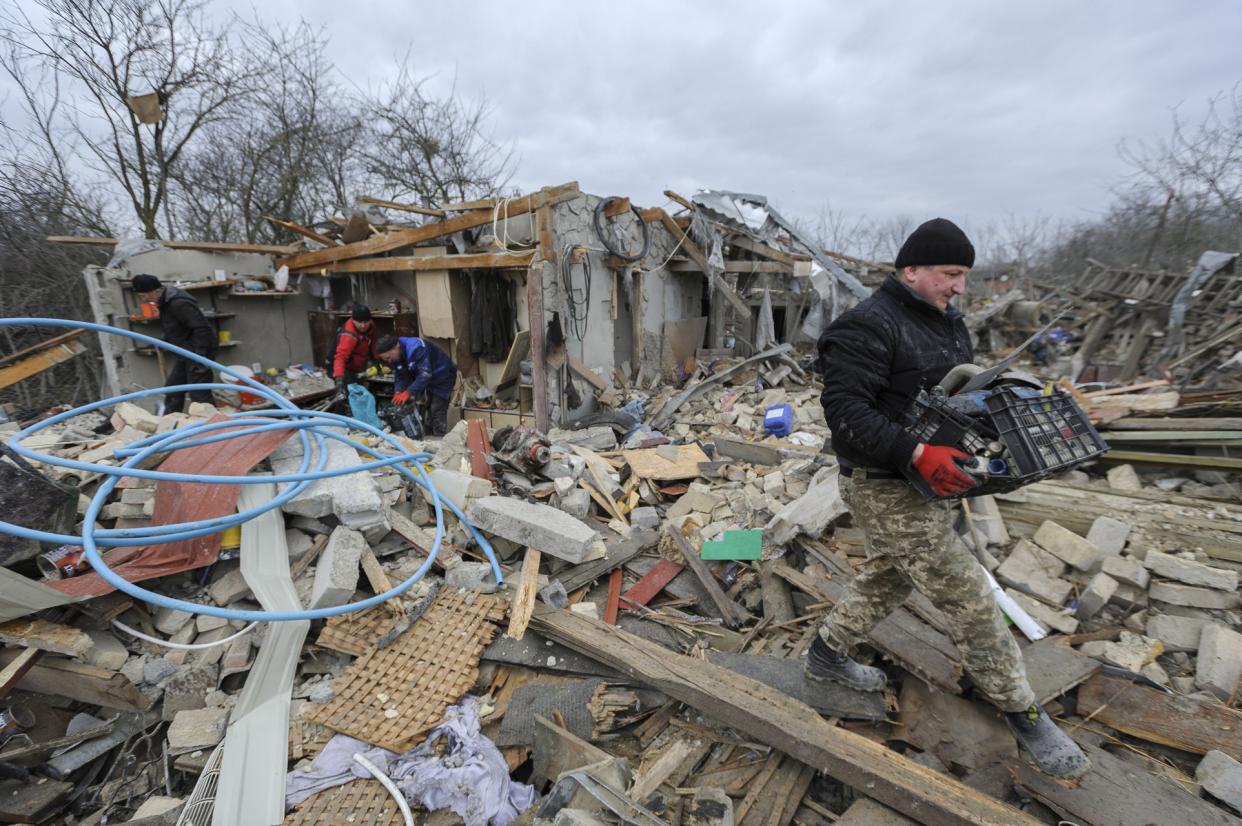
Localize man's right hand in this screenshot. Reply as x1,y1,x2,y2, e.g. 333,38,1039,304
912,444,979,497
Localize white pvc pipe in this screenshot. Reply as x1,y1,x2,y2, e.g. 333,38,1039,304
353,752,414,826
982,568,1047,642
112,618,258,650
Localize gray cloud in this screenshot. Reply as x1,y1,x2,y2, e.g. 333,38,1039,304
12,0,1241,238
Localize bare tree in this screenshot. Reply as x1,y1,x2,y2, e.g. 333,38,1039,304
360,58,514,205
2,0,256,238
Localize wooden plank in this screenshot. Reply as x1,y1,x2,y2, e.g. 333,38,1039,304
557,531,655,594
264,215,337,246
0,328,86,367
836,798,919,825
669,260,792,273
655,209,750,316
1009,740,1238,826
527,263,550,433
529,606,1041,826
567,354,609,391
357,195,446,217
0,617,93,657
665,523,750,629
507,548,542,641
1107,414,1242,427
603,567,623,625
0,650,150,710
622,443,712,481
1078,674,1242,760
281,182,578,271
621,559,684,608
439,196,500,212
325,252,535,273
47,235,297,255
772,562,963,693
1100,449,1242,470
0,647,42,698
0,338,87,389
601,196,631,218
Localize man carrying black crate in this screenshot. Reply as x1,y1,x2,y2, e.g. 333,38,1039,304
809,218,1090,779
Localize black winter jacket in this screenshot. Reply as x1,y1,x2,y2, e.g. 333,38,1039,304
158,286,216,356
818,274,972,471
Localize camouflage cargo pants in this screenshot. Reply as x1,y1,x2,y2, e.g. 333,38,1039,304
818,471,1036,712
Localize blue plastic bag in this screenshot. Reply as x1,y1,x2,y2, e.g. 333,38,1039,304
347,383,382,431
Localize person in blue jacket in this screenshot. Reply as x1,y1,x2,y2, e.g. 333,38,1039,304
375,335,458,436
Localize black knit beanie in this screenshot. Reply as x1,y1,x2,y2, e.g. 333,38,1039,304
131,273,161,292
352,304,372,322
894,218,975,269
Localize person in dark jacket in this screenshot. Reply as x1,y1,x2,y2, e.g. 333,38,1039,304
375,335,457,436
132,274,217,414
807,219,1090,780
331,306,378,396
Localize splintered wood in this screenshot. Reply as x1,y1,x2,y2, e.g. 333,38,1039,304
304,589,505,753
283,778,406,825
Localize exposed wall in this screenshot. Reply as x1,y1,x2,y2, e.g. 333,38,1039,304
84,247,322,408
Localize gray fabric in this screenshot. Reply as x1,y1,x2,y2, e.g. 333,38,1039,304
1163,250,1239,358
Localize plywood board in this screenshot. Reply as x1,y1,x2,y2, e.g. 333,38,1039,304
623,443,712,481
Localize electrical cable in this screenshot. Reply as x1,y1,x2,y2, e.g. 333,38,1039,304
352,753,414,826
560,243,592,342
592,197,651,263
111,618,258,651
0,318,504,623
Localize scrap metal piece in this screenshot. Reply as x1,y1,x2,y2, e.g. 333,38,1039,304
536,769,669,826
211,479,310,826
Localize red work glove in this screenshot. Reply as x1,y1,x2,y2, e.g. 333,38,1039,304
912,444,979,497
392,390,411,406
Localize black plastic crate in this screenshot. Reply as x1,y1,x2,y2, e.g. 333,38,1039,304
984,386,1107,478
899,384,1107,500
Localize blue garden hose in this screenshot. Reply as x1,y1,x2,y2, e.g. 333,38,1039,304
0,318,504,622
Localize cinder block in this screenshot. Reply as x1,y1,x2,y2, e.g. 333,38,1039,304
1145,550,1238,592
1145,613,1206,653
1196,624,1242,701
1033,521,1099,572
996,540,1072,606
1150,582,1241,610
1076,572,1118,620
1086,516,1131,558
1101,556,1149,589
1197,750,1242,810
310,527,365,609
466,496,598,564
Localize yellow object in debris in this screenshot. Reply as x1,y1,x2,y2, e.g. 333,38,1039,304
220,524,242,551
365,366,379,378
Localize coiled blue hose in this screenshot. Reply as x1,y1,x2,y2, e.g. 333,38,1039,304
0,318,504,622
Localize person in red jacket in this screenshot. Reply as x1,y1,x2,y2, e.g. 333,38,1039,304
332,306,378,395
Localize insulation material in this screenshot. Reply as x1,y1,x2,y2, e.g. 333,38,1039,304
304,590,506,753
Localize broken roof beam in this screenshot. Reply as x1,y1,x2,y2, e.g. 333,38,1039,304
729,235,796,265
357,195,447,218
264,215,338,247
650,342,793,431
654,209,751,317
668,260,792,274
324,252,535,274
0,330,87,390
529,606,1041,826
761,203,870,300
46,236,298,256
280,182,579,271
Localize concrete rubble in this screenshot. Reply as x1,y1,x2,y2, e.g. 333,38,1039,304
2,198,1242,826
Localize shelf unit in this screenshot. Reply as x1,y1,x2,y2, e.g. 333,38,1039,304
121,280,239,356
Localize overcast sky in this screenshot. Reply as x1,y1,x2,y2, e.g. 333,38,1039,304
8,1,1242,240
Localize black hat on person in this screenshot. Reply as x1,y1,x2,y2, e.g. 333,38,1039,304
352,305,372,322
894,218,975,270
376,335,398,354
131,274,161,292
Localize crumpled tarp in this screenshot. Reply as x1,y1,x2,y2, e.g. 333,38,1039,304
285,697,537,826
